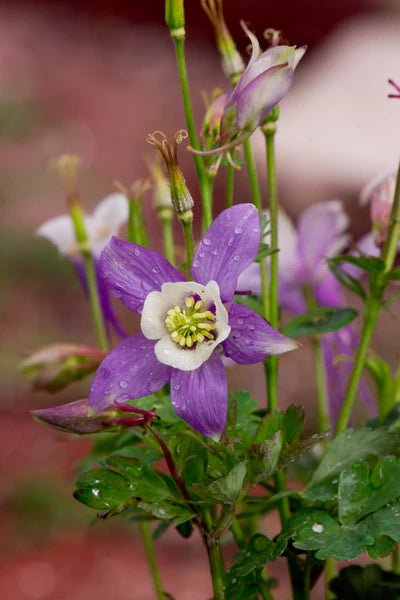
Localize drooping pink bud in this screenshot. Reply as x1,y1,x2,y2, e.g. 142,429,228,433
360,172,396,245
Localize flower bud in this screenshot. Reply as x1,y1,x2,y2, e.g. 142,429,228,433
146,130,193,223
20,343,107,392
32,398,159,435
201,0,244,82
360,172,396,246
165,0,185,40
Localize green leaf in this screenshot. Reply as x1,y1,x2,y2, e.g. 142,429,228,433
328,260,367,299
282,405,305,441
367,535,396,559
330,565,400,600
74,468,133,511
255,242,279,262
329,255,385,274
207,462,247,503
106,456,172,501
247,433,282,483
282,307,358,338
137,501,194,526
224,534,277,600
303,428,395,501
384,266,400,281
338,460,370,526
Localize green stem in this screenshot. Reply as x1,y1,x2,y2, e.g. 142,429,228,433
173,36,213,229
182,219,194,280
69,202,108,350
312,335,330,434
128,197,148,246
336,296,380,434
325,557,336,599
243,139,270,324
139,521,165,600
225,164,235,208
381,164,400,271
202,508,225,600
264,129,279,412
161,217,175,265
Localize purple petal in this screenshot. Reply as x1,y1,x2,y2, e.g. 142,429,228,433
89,333,170,413
31,398,110,434
100,237,185,314
297,201,350,276
323,325,376,426
237,63,294,130
222,303,299,364
191,204,260,302
170,351,227,438
314,271,344,308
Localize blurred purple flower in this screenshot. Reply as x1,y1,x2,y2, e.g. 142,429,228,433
37,193,129,339
238,201,375,424
89,204,298,439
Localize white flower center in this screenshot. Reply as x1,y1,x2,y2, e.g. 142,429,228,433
141,280,231,371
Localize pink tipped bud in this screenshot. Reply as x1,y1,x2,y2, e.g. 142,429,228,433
21,343,107,392
360,173,396,245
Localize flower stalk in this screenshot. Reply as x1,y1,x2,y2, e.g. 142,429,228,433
165,2,213,228
53,155,108,350
139,521,165,600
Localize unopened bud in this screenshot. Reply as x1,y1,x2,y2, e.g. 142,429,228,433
201,0,244,82
146,130,194,216
31,398,159,435
21,343,107,392
360,172,396,245
165,0,185,39
202,89,230,148
51,154,81,203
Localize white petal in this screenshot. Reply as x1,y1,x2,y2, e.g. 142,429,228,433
141,291,170,340
150,280,231,371
92,193,129,233
155,335,218,371
36,215,76,255
90,193,129,256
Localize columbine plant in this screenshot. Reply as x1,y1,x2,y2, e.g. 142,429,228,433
26,2,400,600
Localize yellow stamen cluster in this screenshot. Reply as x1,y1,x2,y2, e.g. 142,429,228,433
165,296,216,349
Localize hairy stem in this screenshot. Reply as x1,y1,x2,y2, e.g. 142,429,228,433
139,521,165,600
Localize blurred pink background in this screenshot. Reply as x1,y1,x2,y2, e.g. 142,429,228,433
1,1,399,598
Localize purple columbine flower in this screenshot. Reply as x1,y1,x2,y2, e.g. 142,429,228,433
37,193,129,339
192,23,306,157
238,201,375,424
88,204,298,439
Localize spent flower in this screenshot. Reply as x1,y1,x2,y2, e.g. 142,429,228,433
88,204,298,438
201,0,245,82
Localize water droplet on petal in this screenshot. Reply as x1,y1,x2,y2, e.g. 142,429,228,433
312,523,324,533
249,324,255,331
203,238,212,246
237,318,244,326
152,267,160,273
233,255,240,261
234,226,243,234
119,379,129,388
173,384,181,391
193,259,200,268
212,249,219,256
163,349,171,355
252,227,259,233
134,248,141,256
199,252,205,258
227,236,235,246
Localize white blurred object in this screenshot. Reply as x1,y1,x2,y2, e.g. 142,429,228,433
258,14,400,208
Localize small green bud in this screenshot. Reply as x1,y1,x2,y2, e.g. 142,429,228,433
165,0,185,39
147,130,194,216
